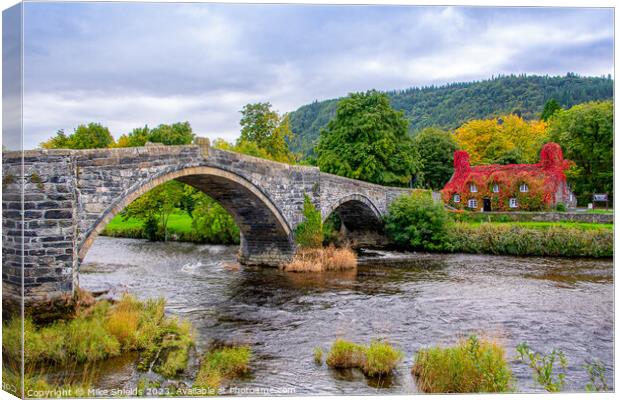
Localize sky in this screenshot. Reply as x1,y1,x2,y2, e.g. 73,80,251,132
4,2,615,149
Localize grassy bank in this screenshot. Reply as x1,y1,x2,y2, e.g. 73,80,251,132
102,213,192,239
2,293,195,397
447,222,613,257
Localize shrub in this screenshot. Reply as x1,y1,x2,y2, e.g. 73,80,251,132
555,203,567,212
412,335,512,393
384,191,451,251
294,194,323,248
516,342,567,392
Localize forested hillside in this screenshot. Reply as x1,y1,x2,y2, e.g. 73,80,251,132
288,74,613,156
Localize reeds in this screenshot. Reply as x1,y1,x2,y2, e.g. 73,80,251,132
281,245,357,272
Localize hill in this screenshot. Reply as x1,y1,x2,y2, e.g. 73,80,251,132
288,73,613,156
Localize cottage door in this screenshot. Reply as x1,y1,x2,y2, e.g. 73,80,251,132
483,198,491,212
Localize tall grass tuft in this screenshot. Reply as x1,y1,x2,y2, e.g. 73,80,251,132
193,345,252,392
281,245,357,272
362,340,404,377
326,338,402,376
412,335,512,393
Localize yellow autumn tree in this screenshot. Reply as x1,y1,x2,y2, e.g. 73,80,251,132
455,114,548,165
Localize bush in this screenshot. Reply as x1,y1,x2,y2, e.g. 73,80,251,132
555,203,567,212
412,335,512,393
447,222,612,257
384,191,451,251
295,194,324,248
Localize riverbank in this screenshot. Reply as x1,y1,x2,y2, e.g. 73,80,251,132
102,213,612,258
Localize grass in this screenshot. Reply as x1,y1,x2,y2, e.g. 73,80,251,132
102,212,194,239
412,335,512,393
462,221,612,230
2,293,194,381
447,222,613,258
193,345,252,393
586,209,613,214
325,338,403,377
281,246,357,272
314,347,323,364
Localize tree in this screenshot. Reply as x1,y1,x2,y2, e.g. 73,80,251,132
116,122,195,147
547,100,613,205
239,102,295,163
541,99,562,121
191,196,240,244
454,114,548,165
122,181,185,241
41,123,114,149
316,90,419,186
412,127,458,189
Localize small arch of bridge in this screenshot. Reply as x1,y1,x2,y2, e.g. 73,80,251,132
323,193,383,231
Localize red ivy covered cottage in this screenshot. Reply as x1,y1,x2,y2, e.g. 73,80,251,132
442,142,576,211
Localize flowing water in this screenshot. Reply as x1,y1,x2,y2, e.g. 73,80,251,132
79,236,614,394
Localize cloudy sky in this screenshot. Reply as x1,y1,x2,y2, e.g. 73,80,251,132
8,2,615,149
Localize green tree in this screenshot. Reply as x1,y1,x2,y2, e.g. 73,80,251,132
294,195,323,248
316,90,419,186
412,127,458,189
547,100,613,204
239,102,295,163
384,191,451,251
41,123,114,149
541,98,562,121
123,181,185,241
191,196,240,244
116,122,195,147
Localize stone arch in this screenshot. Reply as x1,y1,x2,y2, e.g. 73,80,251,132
78,166,294,266
323,193,383,231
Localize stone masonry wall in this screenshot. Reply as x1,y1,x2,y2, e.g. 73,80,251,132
2,142,424,308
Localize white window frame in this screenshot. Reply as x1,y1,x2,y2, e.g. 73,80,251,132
509,198,518,208
469,183,478,193
492,183,500,193
468,199,477,209
519,183,529,193
453,194,461,203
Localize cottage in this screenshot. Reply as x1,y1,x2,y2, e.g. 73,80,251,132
442,142,576,211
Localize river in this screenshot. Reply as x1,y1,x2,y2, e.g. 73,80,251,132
79,236,614,394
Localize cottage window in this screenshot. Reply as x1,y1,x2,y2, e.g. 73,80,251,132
492,183,500,193
519,183,529,193
469,183,478,193
509,198,518,208
453,194,461,203
468,199,477,209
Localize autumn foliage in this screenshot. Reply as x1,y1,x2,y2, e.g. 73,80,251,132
455,114,548,164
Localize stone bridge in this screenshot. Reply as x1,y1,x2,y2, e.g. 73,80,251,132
2,140,434,307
